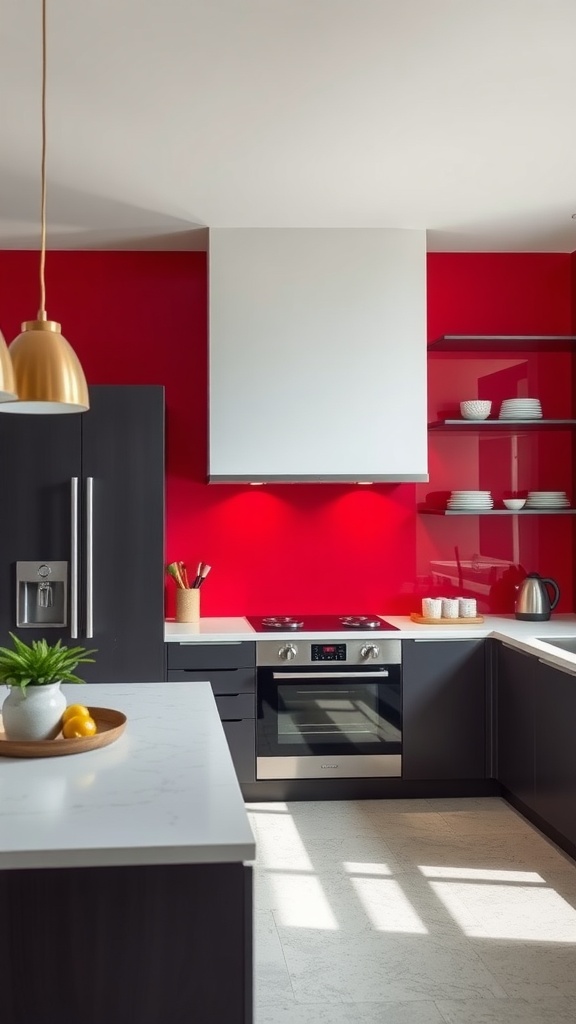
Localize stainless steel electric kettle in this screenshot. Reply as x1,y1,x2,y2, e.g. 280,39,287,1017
514,572,560,621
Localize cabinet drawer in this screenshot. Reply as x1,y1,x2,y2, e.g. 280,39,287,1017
166,668,255,694
215,694,255,720
222,719,256,784
166,642,255,671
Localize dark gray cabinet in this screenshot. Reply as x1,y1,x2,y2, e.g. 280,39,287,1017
533,659,576,847
166,642,256,784
81,388,165,682
222,720,258,786
496,640,576,856
496,643,536,810
402,639,487,780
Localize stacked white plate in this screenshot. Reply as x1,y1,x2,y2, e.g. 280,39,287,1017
499,398,542,420
525,491,570,509
447,490,494,510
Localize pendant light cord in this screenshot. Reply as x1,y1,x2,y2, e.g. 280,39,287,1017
38,0,47,320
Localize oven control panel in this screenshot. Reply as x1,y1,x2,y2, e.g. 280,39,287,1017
257,638,401,666
311,643,347,661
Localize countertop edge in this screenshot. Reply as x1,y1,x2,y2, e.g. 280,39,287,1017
163,614,576,670
0,842,257,872
164,614,576,644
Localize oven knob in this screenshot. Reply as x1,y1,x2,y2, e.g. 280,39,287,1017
279,644,298,661
360,643,380,660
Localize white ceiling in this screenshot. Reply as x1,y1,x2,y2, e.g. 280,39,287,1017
3,0,576,252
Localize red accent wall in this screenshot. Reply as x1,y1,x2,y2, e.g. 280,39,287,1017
0,250,573,616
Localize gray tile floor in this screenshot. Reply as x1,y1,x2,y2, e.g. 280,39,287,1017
247,798,576,1023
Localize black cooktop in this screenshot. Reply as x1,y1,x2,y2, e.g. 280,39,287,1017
247,615,399,632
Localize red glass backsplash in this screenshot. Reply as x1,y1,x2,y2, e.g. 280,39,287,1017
0,249,574,616
425,252,574,614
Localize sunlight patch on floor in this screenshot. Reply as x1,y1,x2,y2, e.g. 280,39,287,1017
343,861,393,875
429,880,576,942
253,814,314,871
419,865,546,883
245,802,289,813
270,872,340,929
350,876,429,933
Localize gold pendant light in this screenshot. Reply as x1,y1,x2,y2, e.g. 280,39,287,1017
3,0,89,415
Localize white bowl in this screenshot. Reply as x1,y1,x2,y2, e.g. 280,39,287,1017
460,400,492,420
502,498,526,510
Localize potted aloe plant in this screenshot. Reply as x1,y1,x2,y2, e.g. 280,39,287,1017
0,634,96,741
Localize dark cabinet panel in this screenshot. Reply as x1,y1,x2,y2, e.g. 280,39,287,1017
0,415,81,644
167,642,255,671
81,387,165,683
403,639,486,780
223,720,256,783
496,643,536,810
166,643,256,784
167,667,256,694
216,694,255,720
533,660,576,847
0,862,252,1024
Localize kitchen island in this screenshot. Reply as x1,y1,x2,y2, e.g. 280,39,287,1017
0,682,255,1024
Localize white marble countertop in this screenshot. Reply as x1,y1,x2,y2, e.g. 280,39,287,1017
0,682,256,872
165,613,576,643
165,617,255,642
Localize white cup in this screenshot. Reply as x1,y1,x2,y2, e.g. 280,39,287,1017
459,598,477,618
422,597,442,619
441,597,460,619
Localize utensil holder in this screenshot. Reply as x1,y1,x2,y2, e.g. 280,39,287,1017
176,589,200,623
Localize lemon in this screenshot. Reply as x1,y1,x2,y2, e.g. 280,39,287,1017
62,703,91,723
62,715,97,739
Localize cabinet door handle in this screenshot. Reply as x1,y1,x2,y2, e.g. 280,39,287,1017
86,477,94,638
177,641,243,646
273,671,388,679
70,477,79,639
411,638,471,644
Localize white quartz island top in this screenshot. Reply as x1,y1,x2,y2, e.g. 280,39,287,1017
0,682,256,872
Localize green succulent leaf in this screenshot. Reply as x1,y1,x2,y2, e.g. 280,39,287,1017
0,632,97,689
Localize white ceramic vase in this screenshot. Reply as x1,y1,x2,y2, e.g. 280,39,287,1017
2,681,66,741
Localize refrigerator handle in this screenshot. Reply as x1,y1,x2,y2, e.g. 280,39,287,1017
70,477,79,638
86,477,94,638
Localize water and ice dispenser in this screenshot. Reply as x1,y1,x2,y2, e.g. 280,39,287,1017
16,561,68,628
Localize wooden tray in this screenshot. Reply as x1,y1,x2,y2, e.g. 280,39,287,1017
0,706,127,758
410,613,484,625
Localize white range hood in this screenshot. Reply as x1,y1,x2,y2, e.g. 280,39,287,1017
208,228,428,483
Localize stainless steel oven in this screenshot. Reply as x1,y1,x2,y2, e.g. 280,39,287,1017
256,638,402,779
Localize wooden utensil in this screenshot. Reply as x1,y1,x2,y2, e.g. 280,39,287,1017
166,562,186,588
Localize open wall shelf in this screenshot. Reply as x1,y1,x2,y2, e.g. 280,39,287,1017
419,508,576,517
428,336,576,352
428,419,576,431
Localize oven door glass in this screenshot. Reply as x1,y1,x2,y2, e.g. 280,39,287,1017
256,665,401,758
